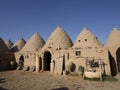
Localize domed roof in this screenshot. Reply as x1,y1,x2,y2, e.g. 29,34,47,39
21,33,45,52
0,37,9,52
45,26,73,50
73,28,103,48
106,28,120,47
5,39,13,49
11,38,26,52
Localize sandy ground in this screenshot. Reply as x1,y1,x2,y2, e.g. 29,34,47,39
0,70,120,90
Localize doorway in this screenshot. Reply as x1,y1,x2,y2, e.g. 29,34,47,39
116,47,120,72
44,51,51,71
19,55,24,70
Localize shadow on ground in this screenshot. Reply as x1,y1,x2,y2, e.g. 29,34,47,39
0,78,6,83
0,78,8,90
51,87,69,90
0,87,9,90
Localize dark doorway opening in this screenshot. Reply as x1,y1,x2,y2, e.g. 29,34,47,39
109,51,117,76
116,47,120,72
19,55,24,70
44,51,51,71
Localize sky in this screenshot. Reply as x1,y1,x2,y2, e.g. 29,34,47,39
0,0,120,45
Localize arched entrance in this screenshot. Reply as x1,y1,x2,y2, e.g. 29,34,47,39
44,51,51,71
109,51,117,76
18,55,24,70
116,47,120,72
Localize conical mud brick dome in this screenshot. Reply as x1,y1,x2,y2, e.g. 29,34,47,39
73,28,103,48
5,39,13,49
21,33,45,52
106,28,120,47
45,26,73,50
11,38,26,52
0,37,9,52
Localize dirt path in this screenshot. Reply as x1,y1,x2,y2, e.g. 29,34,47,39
0,70,120,90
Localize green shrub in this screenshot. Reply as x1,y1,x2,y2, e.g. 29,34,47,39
103,75,118,82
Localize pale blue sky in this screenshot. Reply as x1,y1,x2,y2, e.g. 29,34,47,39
0,0,120,44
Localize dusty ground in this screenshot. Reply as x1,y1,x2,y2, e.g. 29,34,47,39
0,70,120,90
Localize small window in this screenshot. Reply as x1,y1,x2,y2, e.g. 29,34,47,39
75,51,81,57
85,39,87,41
48,46,51,48
26,55,29,58
78,40,81,42
56,45,61,50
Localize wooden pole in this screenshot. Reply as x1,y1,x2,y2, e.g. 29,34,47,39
99,58,102,81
